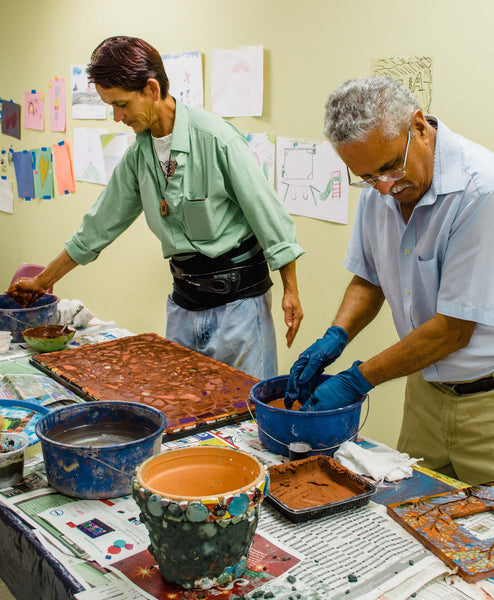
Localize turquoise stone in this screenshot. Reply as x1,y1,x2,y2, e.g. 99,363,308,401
228,493,250,516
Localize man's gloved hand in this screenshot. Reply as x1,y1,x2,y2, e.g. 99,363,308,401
300,361,373,412
284,326,348,409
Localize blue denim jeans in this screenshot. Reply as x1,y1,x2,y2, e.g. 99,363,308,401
166,291,278,380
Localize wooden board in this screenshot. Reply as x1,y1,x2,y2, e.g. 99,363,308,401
31,332,259,439
387,483,494,582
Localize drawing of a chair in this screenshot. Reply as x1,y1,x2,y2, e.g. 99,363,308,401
282,145,319,204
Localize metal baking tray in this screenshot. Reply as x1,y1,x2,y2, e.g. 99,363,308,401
266,455,376,523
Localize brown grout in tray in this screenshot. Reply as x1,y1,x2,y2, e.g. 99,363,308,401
266,455,376,522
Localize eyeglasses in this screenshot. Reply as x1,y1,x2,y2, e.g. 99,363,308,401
347,128,411,188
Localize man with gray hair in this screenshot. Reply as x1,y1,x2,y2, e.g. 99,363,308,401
285,75,494,485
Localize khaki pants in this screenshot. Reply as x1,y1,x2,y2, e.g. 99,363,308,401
397,371,494,485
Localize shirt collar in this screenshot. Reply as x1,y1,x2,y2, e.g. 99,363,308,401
428,115,465,197
169,99,190,154
136,98,190,155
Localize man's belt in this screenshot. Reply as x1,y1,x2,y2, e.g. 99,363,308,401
440,374,494,396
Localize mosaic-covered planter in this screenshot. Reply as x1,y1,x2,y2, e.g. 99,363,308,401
132,445,269,589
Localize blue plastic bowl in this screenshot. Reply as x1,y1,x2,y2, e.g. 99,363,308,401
0,293,59,343
35,401,166,499
249,374,366,457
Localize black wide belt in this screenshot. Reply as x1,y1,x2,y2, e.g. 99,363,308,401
170,236,273,310
441,374,494,396
170,262,263,295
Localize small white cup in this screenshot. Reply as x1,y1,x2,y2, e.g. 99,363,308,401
0,331,12,354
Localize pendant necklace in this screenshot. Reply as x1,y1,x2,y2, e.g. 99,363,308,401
156,157,177,217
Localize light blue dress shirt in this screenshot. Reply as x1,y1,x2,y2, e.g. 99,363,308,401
345,118,494,382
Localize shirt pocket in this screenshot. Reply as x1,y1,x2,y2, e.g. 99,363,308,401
410,256,440,328
183,197,217,240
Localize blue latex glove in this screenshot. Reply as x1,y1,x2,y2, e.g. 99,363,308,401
284,326,348,408
300,361,373,412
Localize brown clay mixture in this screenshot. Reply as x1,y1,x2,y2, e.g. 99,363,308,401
268,397,301,411
269,455,367,510
24,325,74,339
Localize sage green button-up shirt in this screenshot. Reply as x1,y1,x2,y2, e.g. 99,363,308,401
66,101,304,272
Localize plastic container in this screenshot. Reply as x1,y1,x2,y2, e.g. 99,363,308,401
133,446,269,589
266,455,375,523
288,442,311,461
0,432,29,488
35,401,166,499
22,324,75,352
0,293,59,343
249,374,366,457
0,399,50,448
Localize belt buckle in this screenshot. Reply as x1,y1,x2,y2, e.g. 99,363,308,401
448,382,462,395
207,272,241,294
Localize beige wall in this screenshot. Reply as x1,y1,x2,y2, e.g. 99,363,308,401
1,0,493,447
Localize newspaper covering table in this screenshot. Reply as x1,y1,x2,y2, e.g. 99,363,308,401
1,422,494,600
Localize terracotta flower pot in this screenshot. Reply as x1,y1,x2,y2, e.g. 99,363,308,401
132,445,269,589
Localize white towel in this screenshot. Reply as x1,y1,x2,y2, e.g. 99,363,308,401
334,440,422,482
56,299,94,329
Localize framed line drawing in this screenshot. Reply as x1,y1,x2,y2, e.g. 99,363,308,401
373,56,432,112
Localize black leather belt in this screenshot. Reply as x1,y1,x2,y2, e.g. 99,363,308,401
441,375,494,396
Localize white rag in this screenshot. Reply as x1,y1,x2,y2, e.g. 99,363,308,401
56,299,94,329
334,440,422,482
